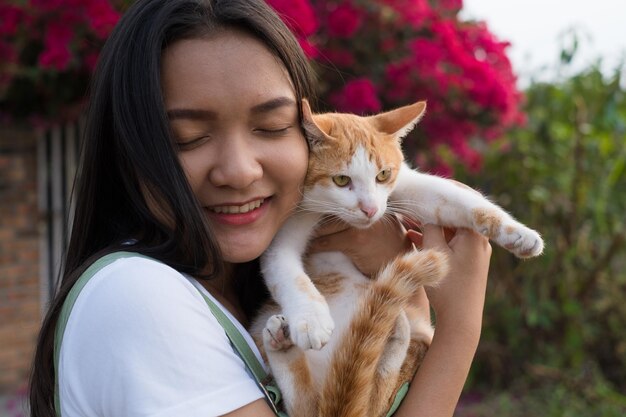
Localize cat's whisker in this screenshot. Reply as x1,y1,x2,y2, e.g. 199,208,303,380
378,214,399,231
386,208,427,225
387,200,429,211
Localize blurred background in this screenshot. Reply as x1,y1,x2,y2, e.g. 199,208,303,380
1,0,625,415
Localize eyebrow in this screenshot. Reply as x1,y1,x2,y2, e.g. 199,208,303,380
166,97,296,121
250,96,296,114
167,108,216,120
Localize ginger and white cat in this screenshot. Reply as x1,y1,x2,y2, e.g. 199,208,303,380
250,100,543,416
252,246,447,417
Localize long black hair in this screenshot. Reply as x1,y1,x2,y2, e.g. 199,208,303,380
29,1,316,415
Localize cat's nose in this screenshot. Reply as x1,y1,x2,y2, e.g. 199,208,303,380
360,205,378,218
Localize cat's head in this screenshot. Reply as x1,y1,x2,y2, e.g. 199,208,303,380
301,99,426,228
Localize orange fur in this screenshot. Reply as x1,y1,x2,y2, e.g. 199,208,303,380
472,207,503,238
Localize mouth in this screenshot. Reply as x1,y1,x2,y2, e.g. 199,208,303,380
205,197,269,226
208,198,265,214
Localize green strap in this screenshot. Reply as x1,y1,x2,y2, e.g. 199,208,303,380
54,251,148,416
386,382,410,417
195,290,287,417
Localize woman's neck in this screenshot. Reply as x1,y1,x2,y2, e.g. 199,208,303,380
199,263,249,326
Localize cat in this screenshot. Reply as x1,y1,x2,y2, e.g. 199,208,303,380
249,99,543,416
251,246,448,417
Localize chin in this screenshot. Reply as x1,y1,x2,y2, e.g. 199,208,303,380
220,242,267,264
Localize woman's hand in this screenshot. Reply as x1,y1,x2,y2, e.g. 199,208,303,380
307,216,414,277
411,224,492,333
395,225,492,417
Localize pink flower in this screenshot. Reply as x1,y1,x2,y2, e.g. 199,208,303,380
39,22,74,70
330,78,381,115
380,0,432,26
327,3,363,38
85,0,121,39
385,59,415,102
437,0,464,13
266,0,318,37
0,4,23,36
298,38,319,58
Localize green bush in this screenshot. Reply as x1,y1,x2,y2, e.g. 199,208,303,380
454,60,626,409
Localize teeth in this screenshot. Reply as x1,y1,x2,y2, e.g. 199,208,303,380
211,198,264,214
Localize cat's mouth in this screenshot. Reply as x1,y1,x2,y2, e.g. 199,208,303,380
350,216,378,229
207,198,266,214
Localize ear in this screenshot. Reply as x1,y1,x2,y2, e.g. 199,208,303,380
368,101,427,141
301,98,334,147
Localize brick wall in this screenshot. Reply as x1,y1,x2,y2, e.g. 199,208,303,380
0,126,41,393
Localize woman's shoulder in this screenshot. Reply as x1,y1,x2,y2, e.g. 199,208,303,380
68,253,213,334
82,253,196,295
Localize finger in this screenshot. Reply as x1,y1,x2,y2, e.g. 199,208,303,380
421,224,449,251
443,227,457,243
406,229,423,248
400,216,422,231
448,227,490,250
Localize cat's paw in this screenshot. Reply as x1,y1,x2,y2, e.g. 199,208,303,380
289,303,335,351
498,222,544,258
471,208,543,258
263,315,294,352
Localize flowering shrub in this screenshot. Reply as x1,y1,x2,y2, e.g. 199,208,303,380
1,0,524,172
268,0,525,173
0,0,129,124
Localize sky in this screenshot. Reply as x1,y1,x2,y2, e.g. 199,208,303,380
461,0,626,85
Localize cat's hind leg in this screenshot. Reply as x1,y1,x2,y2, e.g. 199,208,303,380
263,315,319,417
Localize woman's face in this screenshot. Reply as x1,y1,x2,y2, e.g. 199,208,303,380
161,30,308,263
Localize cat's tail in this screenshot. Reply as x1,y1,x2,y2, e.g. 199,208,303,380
319,249,447,417
375,248,447,295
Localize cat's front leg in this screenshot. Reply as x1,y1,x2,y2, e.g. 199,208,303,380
471,207,544,257
392,163,543,258
263,315,319,417
261,211,335,350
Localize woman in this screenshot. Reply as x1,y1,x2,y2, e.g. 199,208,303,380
29,0,491,416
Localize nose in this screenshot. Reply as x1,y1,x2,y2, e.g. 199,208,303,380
209,133,263,189
359,203,378,219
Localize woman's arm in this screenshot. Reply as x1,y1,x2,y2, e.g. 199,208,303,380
394,225,491,417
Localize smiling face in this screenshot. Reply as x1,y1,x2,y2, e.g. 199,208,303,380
161,29,308,263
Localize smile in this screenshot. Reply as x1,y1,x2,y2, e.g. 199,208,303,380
208,198,265,214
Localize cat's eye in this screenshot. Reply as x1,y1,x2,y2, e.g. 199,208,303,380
376,169,391,182
332,175,351,187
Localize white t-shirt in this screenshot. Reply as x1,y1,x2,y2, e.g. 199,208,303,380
58,255,266,417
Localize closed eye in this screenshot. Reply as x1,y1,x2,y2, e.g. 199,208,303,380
254,126,292,136
176,135,210,151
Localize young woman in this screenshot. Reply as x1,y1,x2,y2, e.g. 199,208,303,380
29,0,491,416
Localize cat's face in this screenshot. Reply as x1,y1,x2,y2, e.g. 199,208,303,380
301,100,426,228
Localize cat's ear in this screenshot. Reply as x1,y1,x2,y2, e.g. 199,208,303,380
368,101,427,141
301,98,334,147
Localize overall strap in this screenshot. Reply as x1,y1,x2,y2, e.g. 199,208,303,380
54,251,147,417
